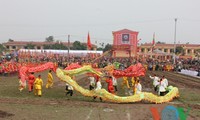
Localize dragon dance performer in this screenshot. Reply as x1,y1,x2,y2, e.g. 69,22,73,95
149,74,160,92
131,77,138,94
112,75,118,92
158,78,167,96
65,83,74,96
88,73,95,90
8,63,14,75
134,79,142,94
162,75,168,88
106,76,115,94
3,64,9,76
28,72,35,93
93,77,102,101
95,77,102,90
121,77,130,89
18,76,26,92
34,75,43,97
46,70,54,89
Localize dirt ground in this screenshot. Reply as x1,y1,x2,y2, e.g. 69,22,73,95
0,70,200,120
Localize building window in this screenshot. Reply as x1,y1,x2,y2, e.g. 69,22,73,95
12,46,16,49
24,46,28,49
164,49,167,52
37,46,41,49
147,48,150,51
6,46,9,49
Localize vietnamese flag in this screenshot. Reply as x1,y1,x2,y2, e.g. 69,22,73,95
87,32,92,50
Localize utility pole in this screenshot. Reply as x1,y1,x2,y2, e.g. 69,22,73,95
68,35,70,62
173,18,177,64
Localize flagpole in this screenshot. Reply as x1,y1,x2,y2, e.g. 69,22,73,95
151,33,155,59
173,18,177,64
152,32,155,51
95,41,97,58
87,32,89,58
68,35,70,62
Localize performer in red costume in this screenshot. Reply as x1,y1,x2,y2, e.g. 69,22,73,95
106,76,115,94
28,72,35,93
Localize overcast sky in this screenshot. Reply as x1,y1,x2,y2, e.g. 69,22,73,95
0,0,200,45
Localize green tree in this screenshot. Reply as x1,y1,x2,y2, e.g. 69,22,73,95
97,47,103,50
8,39,14,42
45,36,54,42
0,44,6,54
103,43,112,52
43,44,51,49
71,41,86,50
26,43,35,49
96,42,105,51
43,41,68,50
156,41,165,44
51,43,68,50
99,42,105,48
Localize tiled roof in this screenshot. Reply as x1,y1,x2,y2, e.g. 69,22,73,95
2,41,59,45
140,43,200,47
2,41,96,47
112,29,139,34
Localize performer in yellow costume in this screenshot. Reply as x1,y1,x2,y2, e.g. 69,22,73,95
121,77,130,89
34,75,43,97
131,77,136,94
46,70,53,88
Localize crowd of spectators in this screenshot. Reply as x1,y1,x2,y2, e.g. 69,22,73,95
1,51,200,76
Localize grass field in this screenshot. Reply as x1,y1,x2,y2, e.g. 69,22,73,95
0,70,200,120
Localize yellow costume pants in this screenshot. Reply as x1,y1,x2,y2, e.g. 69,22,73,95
35,89,42,96
121,79,130,89
34,85,42,96
46,81,53,88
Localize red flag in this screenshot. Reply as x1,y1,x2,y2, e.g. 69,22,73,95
87,32,92,50
152,33,155,46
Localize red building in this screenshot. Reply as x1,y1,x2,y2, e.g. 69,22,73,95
112,29,139,57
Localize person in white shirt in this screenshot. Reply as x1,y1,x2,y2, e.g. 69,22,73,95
135,80,142,94
112,76,118,92
149,74,160,92
95,79,102,90
93,78,102,101
162,76,168,88
65,83,74,96
158,78,166,96
88,76,95,90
